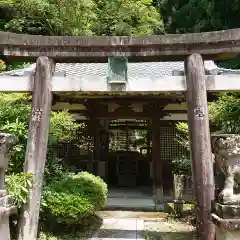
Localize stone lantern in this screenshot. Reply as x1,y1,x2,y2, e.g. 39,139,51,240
0,133,17,240
211,134,240,240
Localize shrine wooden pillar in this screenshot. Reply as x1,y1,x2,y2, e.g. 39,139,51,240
126,121,129,151
86,119,94,173
151,117,164,209
146,120,151,162
94,118,101,176
18,56,54,240
185,54,215,240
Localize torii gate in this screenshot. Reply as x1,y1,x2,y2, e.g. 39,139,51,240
1,29,240,240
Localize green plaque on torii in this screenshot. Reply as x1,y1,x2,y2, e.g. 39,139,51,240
107,57,128,83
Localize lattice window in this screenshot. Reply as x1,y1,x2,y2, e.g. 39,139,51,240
159,121,187,162
109,120,148,152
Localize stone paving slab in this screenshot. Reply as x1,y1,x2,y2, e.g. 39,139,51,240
101,219,137,230
90,218,145,239
98,210,168,220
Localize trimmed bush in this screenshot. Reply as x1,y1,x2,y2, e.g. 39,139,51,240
172,156,191,175
41,171,108,224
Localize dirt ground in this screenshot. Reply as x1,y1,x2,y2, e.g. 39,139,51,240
142,218,196,240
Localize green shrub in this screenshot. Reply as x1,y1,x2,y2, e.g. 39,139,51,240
172,156,191,175
6,172,33,239
6,172,32,207
44,156,70,185
38,232,58,240
173,122,191,175
41,171,108,224
175,122,189,150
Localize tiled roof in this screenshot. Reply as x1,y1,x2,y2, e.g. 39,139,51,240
1,61,220,77
54,61,218,77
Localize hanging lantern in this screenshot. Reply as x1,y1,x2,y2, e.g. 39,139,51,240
132,103,143,113
0,55,7,72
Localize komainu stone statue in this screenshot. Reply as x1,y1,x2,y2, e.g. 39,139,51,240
212,134,240,240
0,133,16,160
0,133,17,240
212,134,240,204
0,133,17,195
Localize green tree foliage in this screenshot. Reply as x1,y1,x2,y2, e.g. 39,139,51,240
0,0,163,36
49,110,80,144
158,0,240,68
5,172,32,207
0,0,164,69
172,122,191,175
209,93,240,133
94,0,164,35
175,122,189,149
159,0,240,34
0,0,96,35
0,93,80,173
0,94,31,172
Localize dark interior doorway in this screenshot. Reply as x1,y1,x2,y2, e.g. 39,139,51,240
107,120,152,188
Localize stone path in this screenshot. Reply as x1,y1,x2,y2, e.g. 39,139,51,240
91,218,145,240
98,210,168,219
90,211,196,240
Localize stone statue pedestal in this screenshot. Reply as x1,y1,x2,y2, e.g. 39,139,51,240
212,203,240,240
0,195,16,240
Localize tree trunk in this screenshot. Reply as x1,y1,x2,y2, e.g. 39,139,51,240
17,56,54,240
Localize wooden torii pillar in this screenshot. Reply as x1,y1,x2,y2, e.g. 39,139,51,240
18,56,54,240
185,54,215,240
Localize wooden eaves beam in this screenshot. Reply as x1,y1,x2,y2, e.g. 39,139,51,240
0,74,240,92
66,109,187,119
67,109,187,114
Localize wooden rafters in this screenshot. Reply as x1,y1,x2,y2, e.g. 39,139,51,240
57,98,184,119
